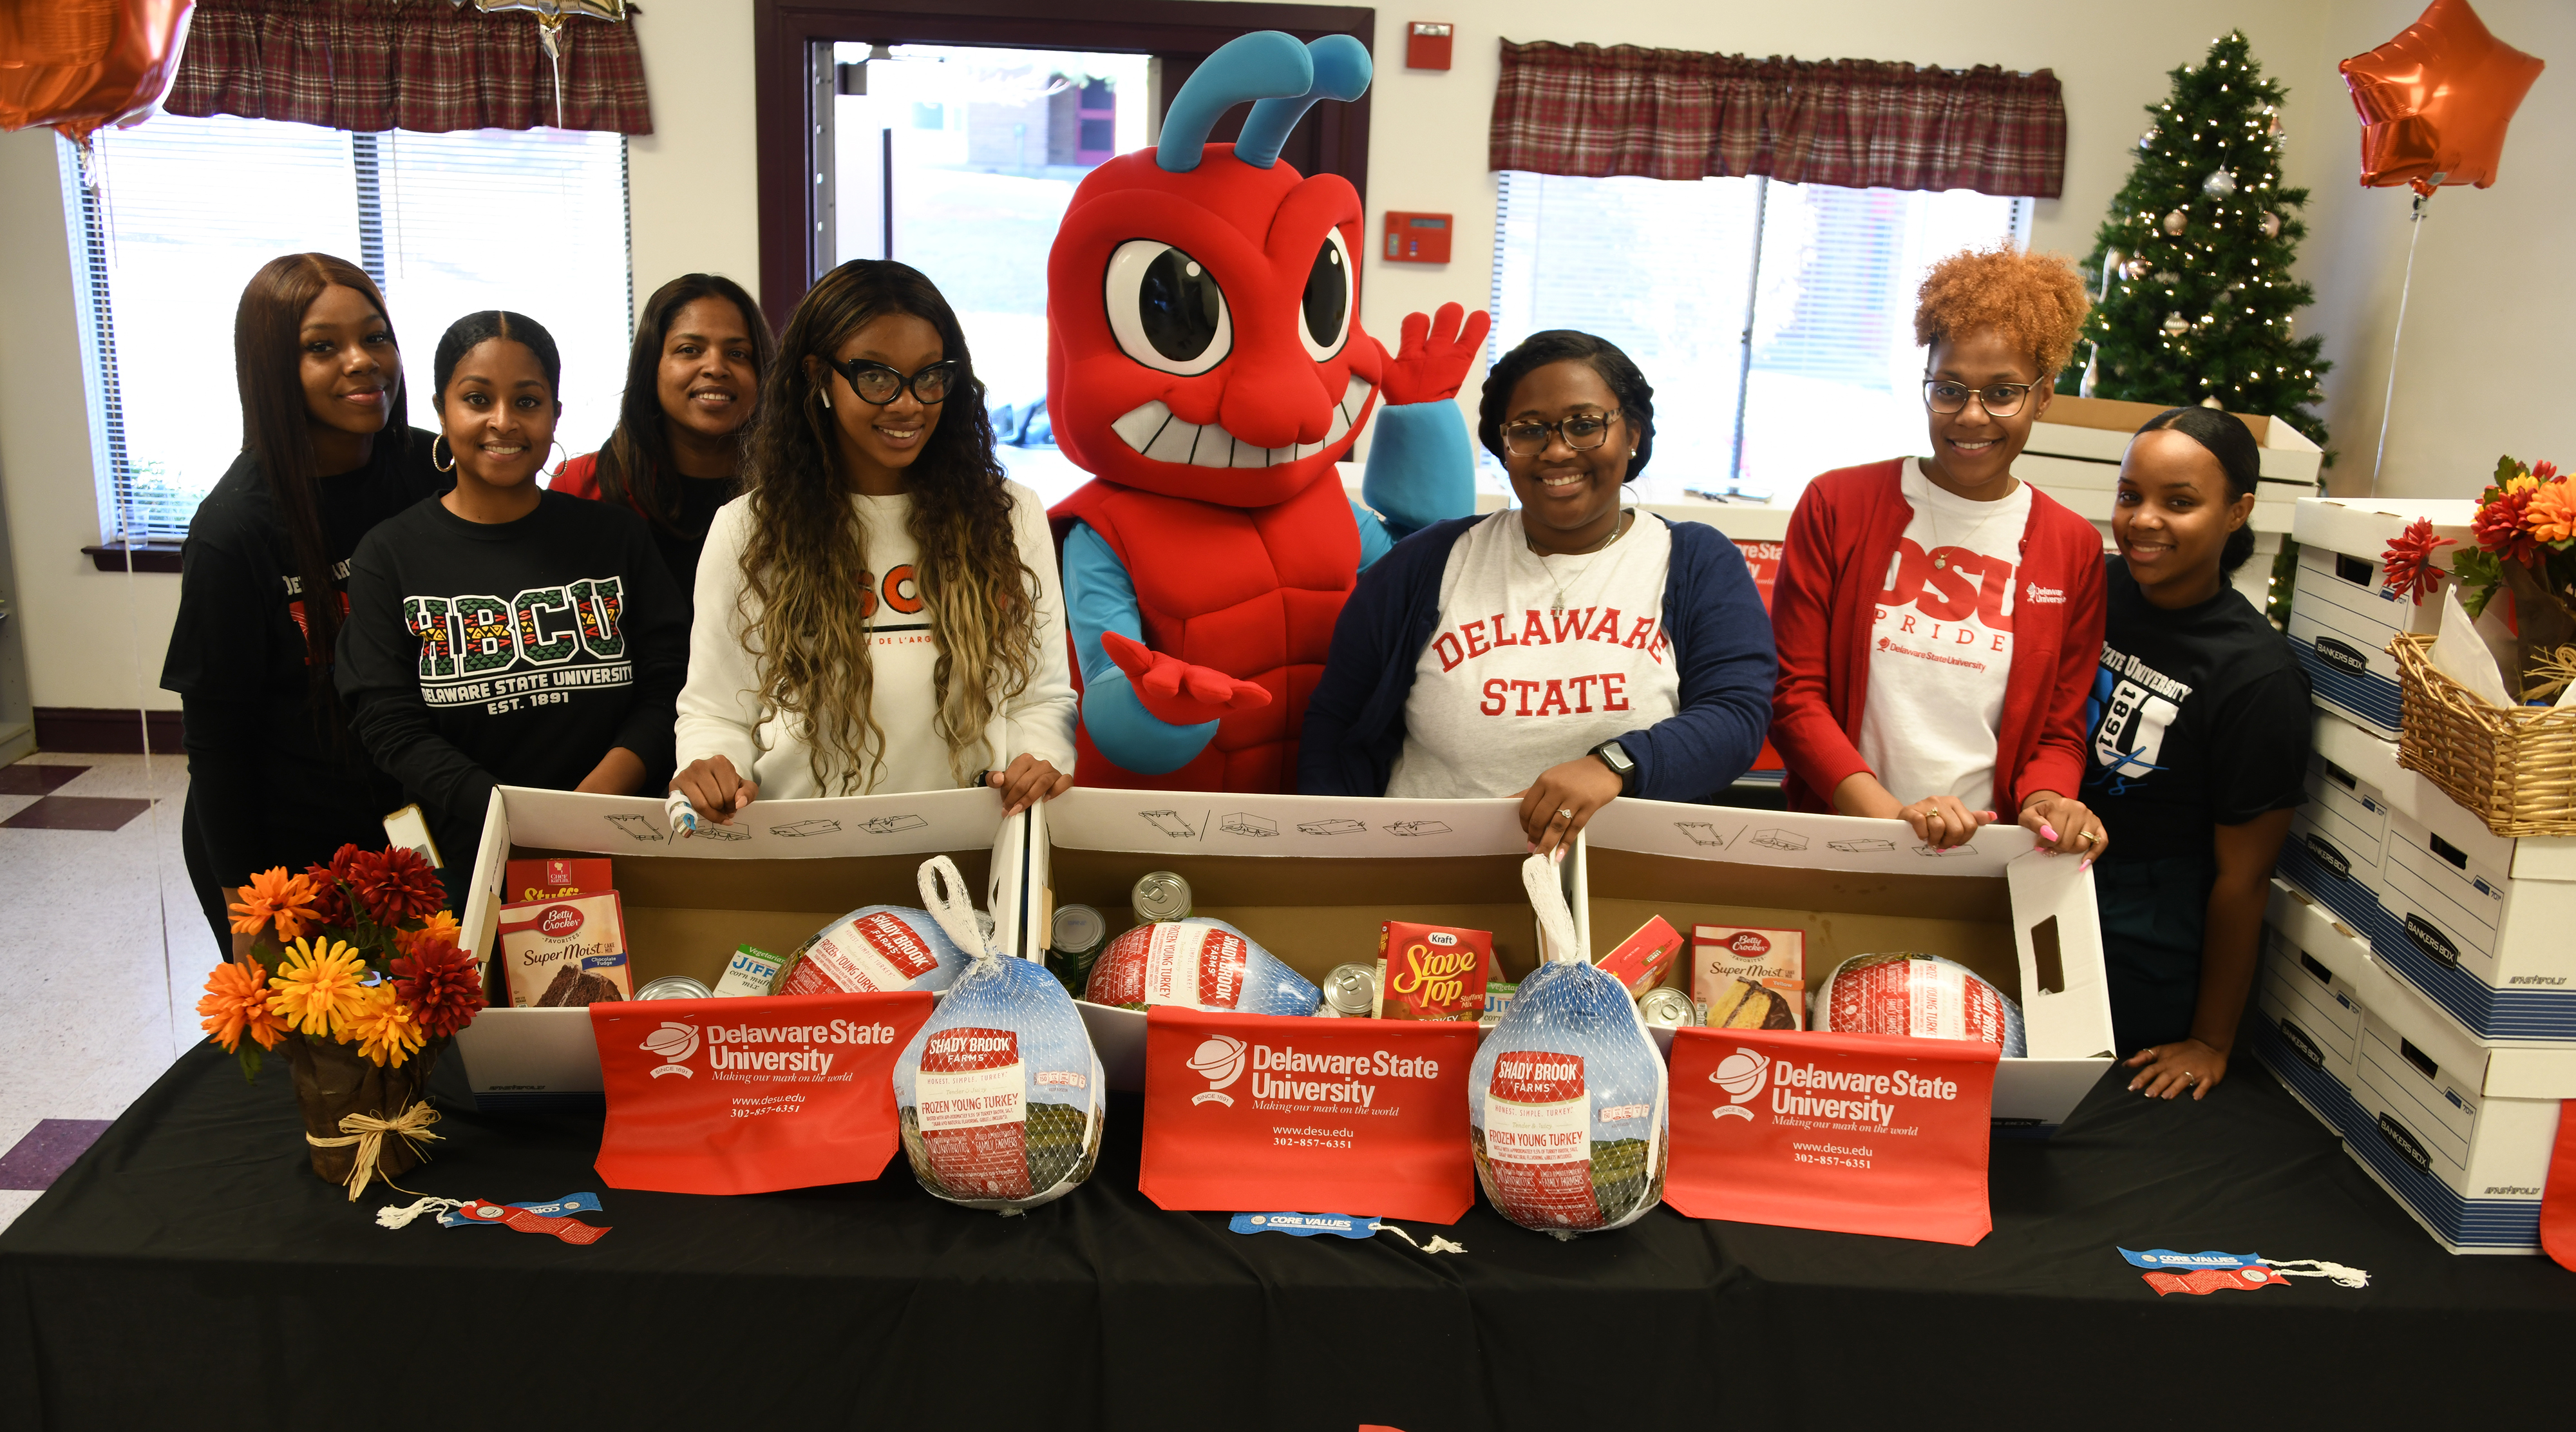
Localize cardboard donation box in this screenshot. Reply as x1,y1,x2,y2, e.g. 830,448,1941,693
2287,497,2477,738
453,786,1041,1109
2276,709,2576,1045
1041,789,1579,1091
1580,799,2115,1133
2253,880,2571,1255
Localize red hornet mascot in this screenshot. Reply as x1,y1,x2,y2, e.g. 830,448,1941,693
1048,30,1487,791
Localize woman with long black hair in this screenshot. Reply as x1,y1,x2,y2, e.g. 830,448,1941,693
160,253,442,958
549,272,771,597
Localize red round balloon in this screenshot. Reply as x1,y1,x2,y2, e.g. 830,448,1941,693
2340,0,2546,196
0,0,195,145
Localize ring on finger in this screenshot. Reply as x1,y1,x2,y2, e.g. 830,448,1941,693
1557,807,1574,821
2081,830,2099,845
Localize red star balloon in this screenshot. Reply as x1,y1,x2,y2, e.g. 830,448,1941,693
2341,0,2546,196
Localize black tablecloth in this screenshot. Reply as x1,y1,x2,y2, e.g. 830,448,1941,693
4,1044,2570,1430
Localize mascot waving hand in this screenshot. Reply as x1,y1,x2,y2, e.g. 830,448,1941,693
1048,31,1488,792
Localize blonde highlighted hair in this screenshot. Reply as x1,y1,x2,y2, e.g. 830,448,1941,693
736,261,1037,792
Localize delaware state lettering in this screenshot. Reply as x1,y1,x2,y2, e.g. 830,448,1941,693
1427,606,1667,720
404,578,632,713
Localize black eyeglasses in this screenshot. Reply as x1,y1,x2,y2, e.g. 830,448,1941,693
1922,379,2038,417
1501,410,1621,455
827,356,961,406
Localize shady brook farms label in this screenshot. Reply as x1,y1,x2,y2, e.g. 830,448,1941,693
781,910,944,995
914,1026,1031,1201
1481,1049,1596,1224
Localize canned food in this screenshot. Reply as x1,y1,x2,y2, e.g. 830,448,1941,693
1132,870,1192,924
1638,987,1696,1027
1052,903,1106,957
635,975,714,1000
1320,962,1377,1017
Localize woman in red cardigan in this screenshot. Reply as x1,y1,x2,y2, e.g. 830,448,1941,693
1770,246,2108,858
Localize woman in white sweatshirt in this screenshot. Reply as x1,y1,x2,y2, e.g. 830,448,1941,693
670,261,1075,819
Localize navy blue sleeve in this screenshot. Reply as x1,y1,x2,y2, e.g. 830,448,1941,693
1298,517,1472,796
1622,520,1777,801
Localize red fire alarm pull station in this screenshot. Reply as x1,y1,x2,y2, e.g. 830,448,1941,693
1382,212,1452,263
1406,22,1453,71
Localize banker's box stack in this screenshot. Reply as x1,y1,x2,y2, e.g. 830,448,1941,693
2251,496,2576,1254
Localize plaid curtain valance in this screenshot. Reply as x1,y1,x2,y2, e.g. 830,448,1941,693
167,0,652,135
1490,40,2063,198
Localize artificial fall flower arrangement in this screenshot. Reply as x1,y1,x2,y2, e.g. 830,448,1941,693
2381,456,2576,697
197,843,487,1082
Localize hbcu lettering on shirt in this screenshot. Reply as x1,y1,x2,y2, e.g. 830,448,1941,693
1426,606,1669,720
1871,538,2016,674
404,576,632,716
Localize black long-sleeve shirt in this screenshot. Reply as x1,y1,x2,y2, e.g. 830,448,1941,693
336,490,687,877
159,433,442,889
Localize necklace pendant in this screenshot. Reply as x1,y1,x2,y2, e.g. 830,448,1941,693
1551,595,1565,613
1933,555,1948,570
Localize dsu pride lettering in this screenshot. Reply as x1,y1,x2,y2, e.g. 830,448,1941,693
1427,605,1670,719
1874,540,2016,653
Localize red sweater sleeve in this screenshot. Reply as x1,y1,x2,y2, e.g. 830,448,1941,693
547,451,603,500
1767,473,1872,806
2011,517,2108,808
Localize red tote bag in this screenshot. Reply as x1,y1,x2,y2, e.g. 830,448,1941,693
591,991,933,1195
1139,1007,1479,1224
1665,1026,1999,1246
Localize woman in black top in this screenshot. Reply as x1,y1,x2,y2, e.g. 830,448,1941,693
2082,407,2310,1098
547,273,770,599
160,253,442,957
336,312,687,906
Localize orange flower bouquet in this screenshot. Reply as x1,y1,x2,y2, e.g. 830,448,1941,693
198,843,487,1198
2438,457,2576,697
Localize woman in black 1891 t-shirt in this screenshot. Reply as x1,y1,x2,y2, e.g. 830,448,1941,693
336,312,687,908
160,254,443,958
2082,406,2311,1098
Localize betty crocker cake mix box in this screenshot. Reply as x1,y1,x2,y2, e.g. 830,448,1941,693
1374,921,1495,1020
1692,924,1805,1030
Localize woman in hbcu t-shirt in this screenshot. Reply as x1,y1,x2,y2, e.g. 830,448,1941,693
1300,330,1776,854
2087,407,2309,1099
161,253,444,958
1769,246,2109,860
337,312,688,907
548,272,772,602
667,260,1077,825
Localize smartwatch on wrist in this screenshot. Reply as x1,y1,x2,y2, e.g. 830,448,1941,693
1590,740,1636,795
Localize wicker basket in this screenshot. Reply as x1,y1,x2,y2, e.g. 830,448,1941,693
2389,634,2576,837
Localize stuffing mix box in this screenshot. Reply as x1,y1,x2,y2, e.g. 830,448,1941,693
1578,798,2115,1134
452,786,1040,1109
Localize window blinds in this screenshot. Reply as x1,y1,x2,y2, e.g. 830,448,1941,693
62,116,630,542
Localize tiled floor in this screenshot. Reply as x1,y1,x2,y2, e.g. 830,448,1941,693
0,752,216,1232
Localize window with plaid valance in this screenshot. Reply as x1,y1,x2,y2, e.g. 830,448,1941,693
166,0,652,135
1490,41,2063,199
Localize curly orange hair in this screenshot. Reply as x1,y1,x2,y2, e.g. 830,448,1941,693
1913,245,2090,381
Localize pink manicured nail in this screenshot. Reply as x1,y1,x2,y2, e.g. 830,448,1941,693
2080,857,2094,873
2039,823,2059,842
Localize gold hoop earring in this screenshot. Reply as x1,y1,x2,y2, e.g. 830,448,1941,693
431,434,456,473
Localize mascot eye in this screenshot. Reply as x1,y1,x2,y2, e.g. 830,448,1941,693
1105,239,1233,376
1299,231,1354,361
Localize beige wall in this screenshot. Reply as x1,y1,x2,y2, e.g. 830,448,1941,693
0,0,2558,713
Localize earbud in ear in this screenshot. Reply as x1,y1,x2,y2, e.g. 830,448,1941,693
820,385,833,410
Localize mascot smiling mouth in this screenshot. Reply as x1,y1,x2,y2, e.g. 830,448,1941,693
1106,376,1377,469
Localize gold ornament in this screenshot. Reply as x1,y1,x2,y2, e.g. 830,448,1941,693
2163,312,2190,337
2162,209,2188,235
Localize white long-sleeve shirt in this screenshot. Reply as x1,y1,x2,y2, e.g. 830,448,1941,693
675,481,1076,799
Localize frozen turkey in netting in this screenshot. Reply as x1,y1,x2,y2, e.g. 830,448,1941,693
775,904,972,997
1083,917,1320,1015
893,856,1106,1212
1809,952,2026,1057
1467,854,1667,1237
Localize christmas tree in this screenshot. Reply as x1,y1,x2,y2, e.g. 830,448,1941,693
2065,31,2330,453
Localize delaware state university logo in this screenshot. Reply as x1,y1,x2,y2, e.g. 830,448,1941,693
641,1022,700,1078
1711,1047,1768,1121
1188,1035,1247,1105
2024,581,2067,606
